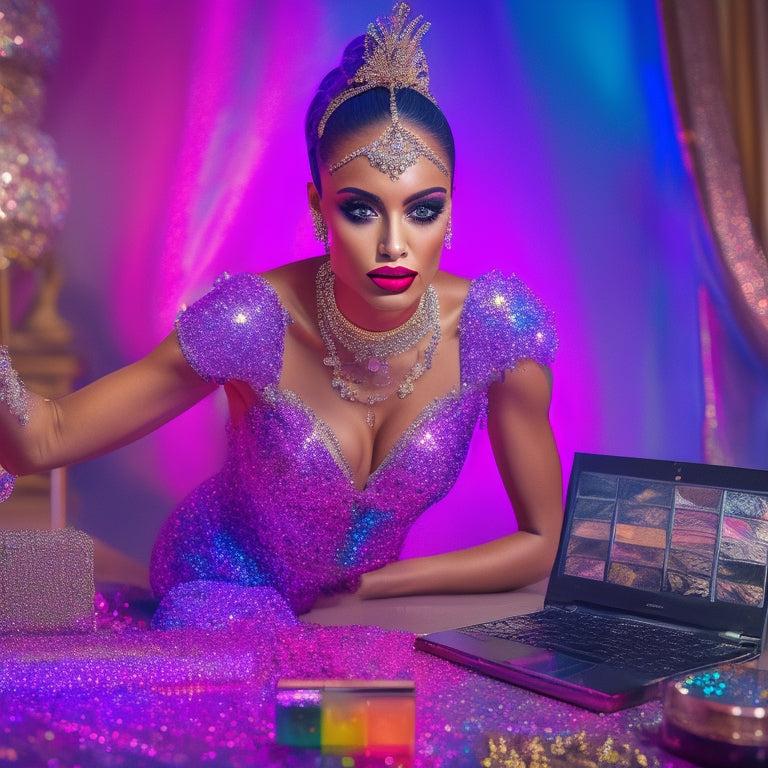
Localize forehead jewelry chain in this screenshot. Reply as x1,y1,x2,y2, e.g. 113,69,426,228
315,260,441,428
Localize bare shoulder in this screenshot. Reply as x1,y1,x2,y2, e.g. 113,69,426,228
434,270,471,325
260,256,322,292
260,256,324,326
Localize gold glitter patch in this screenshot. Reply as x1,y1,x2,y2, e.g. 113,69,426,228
481,731,659,768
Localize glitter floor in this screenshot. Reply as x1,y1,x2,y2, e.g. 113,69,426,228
0,587,698,768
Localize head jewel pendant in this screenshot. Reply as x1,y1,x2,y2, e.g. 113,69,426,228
318,3,449,181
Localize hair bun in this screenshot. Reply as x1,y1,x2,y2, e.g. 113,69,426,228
305,34,367,146
339,35,366,81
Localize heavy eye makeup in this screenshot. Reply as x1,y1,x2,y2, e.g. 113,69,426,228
338,198,377,223
406,195,445,224
336,188,447,226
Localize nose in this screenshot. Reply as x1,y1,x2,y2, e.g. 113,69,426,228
378,217,407,260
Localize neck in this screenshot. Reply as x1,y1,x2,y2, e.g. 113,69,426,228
315,258,442,426
332,283,421,333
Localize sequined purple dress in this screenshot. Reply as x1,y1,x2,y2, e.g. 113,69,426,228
149,268,556,614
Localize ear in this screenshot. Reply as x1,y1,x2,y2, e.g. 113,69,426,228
307,181,321,213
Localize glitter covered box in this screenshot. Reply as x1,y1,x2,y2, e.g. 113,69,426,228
0,528,94,633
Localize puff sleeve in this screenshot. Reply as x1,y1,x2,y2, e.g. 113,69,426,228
175,272,290,389
459,270,557,388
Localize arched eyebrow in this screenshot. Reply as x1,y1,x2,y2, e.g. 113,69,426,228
336,186,448,206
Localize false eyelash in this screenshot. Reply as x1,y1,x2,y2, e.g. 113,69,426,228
407,199,445,224
339,200,377,223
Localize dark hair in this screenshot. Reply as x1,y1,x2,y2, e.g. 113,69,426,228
305,35,455,193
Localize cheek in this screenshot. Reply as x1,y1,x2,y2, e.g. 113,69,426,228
328,217,378,254
418,225,446,256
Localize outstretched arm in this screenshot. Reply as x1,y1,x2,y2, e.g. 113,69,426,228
0,332,216,477
356,359,563,598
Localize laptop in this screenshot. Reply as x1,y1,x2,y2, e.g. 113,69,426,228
415,453,768,712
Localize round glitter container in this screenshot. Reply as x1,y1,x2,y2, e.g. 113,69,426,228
661,664,768,767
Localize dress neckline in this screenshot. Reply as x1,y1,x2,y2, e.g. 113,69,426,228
269,384,465,493
257,272,478,492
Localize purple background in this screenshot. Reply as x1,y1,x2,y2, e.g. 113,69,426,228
41,1,720,566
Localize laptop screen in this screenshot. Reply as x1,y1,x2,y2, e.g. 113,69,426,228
547,454,768,640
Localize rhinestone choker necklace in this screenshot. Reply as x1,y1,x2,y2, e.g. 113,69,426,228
315,260,441,427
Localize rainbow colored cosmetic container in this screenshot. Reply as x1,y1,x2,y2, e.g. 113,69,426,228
276,679,415,759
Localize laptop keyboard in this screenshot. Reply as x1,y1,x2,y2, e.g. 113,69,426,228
463,607,748,676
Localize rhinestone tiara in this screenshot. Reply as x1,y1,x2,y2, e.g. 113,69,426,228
317,3,448,181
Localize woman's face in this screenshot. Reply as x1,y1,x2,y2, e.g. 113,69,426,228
310,120,452,331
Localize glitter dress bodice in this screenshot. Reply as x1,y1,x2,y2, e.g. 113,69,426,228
149,270,556,613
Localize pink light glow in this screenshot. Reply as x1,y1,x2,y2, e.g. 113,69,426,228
47,1,708,564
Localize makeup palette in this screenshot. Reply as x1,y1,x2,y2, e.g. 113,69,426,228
563,473,768,608
275,679,415,758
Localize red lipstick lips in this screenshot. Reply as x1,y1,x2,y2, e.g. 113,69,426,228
367,266,418,293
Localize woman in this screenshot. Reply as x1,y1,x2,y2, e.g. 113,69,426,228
0,3,562,617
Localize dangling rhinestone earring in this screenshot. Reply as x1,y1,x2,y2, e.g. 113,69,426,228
444,215,452,250
311,208,329,251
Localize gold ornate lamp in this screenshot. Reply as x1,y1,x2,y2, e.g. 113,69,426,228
0,0,72,529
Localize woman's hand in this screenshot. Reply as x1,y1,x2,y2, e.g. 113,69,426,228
356,559,425,599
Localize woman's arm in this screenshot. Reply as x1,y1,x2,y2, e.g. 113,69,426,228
356,359,563,598
0,332,217,476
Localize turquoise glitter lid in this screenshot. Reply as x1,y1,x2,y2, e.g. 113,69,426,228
680,665,768,707
662,663,768,767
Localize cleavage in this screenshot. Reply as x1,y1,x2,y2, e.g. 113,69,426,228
224,377,427,491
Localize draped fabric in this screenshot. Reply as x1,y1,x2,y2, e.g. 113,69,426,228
41,0,764,567
715,0,768,251
659,0,768,467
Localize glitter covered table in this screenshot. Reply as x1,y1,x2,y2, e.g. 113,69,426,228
0,582,737,767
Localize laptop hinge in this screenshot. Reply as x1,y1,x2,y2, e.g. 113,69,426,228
719,630,758,647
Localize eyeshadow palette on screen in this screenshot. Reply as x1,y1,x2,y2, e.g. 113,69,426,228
563,472,768,608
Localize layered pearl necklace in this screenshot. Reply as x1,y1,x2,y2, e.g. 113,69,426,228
315,260,441,428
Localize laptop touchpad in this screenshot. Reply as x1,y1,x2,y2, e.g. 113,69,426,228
511,650,597,678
